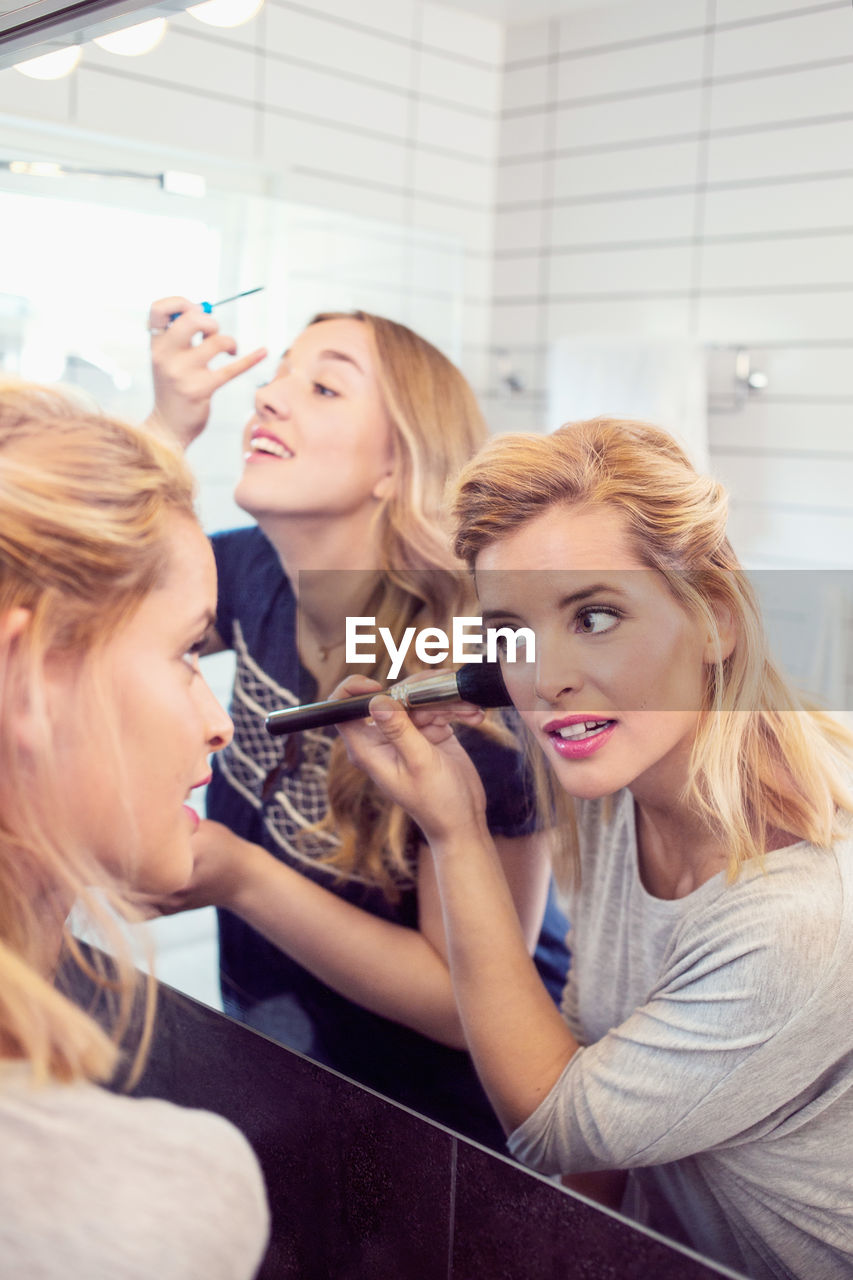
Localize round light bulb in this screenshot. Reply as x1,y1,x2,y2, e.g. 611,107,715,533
186,0,263,28
93,18,167,56
13,45,82,79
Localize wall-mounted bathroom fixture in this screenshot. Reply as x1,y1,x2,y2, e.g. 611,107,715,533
707,345,769,413
494,347,526,396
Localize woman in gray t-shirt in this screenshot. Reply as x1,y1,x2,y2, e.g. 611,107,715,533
338,416,853,1280
0,381,268,1278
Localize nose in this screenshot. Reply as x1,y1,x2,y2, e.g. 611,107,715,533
533,637,581,706
254,372,291,420
200,679,233,753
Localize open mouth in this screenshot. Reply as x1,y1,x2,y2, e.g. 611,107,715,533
548,719,615,742
248,432,293,459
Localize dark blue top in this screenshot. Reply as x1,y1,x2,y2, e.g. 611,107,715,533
209,526,569,1149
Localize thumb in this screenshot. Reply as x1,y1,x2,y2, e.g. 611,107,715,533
368,693,410,740
367,694,439,764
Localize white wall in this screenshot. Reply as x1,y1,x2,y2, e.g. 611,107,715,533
0,0,504,395
494,0,853,566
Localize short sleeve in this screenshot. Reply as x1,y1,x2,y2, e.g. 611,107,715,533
509,862,847,1175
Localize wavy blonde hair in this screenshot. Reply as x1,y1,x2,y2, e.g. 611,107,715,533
452,417,853,886
306,313,494,892
0,379,197,1086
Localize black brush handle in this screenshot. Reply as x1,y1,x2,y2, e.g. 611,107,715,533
264,660,512,736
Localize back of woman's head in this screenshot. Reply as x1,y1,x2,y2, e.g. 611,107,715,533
453,417,853,878
0,378,196,1085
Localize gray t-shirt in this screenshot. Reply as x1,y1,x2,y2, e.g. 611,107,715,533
0,1065,269,1279
508,790,853,1280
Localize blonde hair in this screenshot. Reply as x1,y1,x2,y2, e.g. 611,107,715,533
452,417,853,884
307,313,492,892
0,378,197,1085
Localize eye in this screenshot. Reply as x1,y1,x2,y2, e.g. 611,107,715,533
182,636,208,672
576,607,620,635
313,382,338,398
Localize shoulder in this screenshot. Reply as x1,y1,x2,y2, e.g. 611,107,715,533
1,1075,260,1182
210,525,283,583
0,1078,269,1276
665,840,849,1018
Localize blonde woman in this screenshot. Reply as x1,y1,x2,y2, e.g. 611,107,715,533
336,418,853,1280
145,298,569,1148
0,381,268,1278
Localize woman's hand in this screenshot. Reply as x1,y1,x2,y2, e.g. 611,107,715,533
153,818,265,915
147,295,267,448
333,674,490,845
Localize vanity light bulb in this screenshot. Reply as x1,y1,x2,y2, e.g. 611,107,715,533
93,18,167,56
13,45,82,79
185,0,263,27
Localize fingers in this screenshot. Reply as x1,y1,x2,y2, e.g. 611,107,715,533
151,305,219,345
210,346,268,389
330,674,383,701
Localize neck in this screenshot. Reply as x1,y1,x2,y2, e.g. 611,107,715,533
254,511,384,692
255,507,384,581
632,791,727,899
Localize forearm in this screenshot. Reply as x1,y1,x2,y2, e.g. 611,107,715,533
228,844,466,1047
429,822,579,1134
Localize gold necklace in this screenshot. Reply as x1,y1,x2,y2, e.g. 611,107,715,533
315,637,347,663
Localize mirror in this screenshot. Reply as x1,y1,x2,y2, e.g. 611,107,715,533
1,0,850,1179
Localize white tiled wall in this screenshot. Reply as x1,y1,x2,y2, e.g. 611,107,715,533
495,0,853,585
0,0,503,397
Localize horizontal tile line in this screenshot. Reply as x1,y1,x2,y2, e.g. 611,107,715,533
728,395,853,406
701,283,853,297
502,3,845,73
728,499,853,518
499,109,853,169
495,289,689,304
741,338,853,349
259,44,495,120
78,55,495,161
495,227,853,257
501,54,853,122
712,1,848,38
290,164,490,214
711,446,853,460
494,281,853,304
498,168,853,214
267,0,501,71
504,24,706,73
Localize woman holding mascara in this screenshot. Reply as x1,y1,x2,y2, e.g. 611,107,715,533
144,296,569,1150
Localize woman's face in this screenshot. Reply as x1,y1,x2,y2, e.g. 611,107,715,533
234,317,395,524
50,516,232,895
474,503,711,806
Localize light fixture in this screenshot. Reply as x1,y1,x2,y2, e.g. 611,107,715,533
7,161,64,177
186,0,263,28
13,45,82,79
93,18,167,56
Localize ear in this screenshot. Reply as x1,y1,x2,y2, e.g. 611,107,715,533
0,608,34,745
702,602,737,664
372,470,395,502
0,606,30,653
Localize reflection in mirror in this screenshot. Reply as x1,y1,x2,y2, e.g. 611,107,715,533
2,1,853,1273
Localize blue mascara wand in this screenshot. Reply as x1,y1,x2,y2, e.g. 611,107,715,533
169,286,263,322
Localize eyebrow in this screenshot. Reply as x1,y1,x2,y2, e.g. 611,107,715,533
280,348,364,376
480,582,626,624
190,609,217,633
